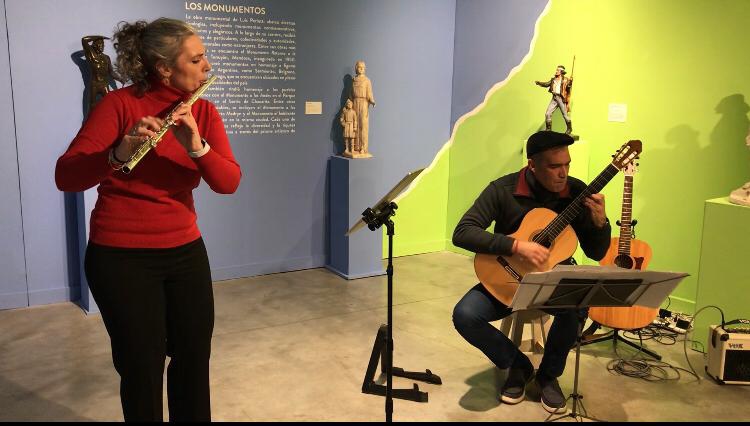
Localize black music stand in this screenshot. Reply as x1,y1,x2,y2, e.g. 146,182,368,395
347,168,442,423
512,265,688,422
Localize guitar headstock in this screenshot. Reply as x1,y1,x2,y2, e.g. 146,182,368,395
623,160,638,176
611,140,642,171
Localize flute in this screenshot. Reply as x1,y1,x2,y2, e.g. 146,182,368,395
122,74,218,174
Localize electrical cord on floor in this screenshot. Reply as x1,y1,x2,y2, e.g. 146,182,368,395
605,305,727,382
681,305,725,382
605,330,697,382
623,324,678,345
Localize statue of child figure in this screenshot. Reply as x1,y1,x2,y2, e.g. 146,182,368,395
340,99,358,157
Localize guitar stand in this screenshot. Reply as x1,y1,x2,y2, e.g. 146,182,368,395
582,323,662,360
356,201,442,421
581,216,661,361
361,324,442,403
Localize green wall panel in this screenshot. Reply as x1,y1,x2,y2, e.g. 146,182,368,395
694,199,750,346
385,146,450,258
395,0,750,312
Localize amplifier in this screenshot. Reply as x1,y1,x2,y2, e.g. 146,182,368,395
706,325,750,385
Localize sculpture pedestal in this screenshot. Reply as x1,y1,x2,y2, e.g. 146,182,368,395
326,156,385,279
694,198,750,346
74,189,99,314
341,151,373,159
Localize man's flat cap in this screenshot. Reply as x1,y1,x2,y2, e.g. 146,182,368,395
526,131,575,158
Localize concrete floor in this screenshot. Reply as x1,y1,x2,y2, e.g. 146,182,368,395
1,251,747,421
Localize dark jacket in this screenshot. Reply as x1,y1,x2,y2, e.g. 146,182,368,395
452,167,611,261
536,76,572,99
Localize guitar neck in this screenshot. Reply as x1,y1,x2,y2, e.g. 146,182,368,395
618,175,633,255
538,164,620,242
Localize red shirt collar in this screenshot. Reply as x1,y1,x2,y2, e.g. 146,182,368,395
144,78,192,104
514,166,571,199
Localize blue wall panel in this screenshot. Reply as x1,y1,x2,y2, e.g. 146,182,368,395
5,0,179,307
0,0,28,309
198,0,456,280
451,0,548,128
1,0,455,307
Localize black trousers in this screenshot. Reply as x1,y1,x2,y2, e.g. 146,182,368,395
85,237,214,422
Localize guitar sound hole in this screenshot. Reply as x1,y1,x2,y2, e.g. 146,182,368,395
535,237,552,248
531,232,552,249
614,254,634,269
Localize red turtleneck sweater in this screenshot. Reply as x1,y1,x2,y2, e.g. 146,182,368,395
55,81,242,248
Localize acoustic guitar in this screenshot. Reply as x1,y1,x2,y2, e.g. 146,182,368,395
588,162,657,330
474,140,642,306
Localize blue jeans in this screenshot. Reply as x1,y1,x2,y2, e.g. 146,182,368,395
452,283,586,379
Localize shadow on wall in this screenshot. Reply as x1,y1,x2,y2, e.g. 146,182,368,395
329,74,354,156
70,50,89,117
60,50,94,303
711,94,750,185
637,124,701,274
635,94,750,297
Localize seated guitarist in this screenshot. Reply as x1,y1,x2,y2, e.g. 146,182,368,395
451,130,611,413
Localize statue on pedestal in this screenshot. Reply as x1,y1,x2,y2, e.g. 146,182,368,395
82,35,120,113
348,60,375,158
535,60,574,135
728,130,750,207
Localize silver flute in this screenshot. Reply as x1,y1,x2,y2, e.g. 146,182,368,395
122,74,218,174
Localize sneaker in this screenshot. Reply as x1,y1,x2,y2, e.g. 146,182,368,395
500,361,534,404
536,375,567,413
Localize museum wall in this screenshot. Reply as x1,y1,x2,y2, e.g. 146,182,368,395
3,0,749,314
0,0,456,308
396,0,750,313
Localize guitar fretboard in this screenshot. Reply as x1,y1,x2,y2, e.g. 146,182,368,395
534,164,620,244
618,175,634,254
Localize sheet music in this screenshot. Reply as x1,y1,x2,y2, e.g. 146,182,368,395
510,265,689,311
346,168,424,236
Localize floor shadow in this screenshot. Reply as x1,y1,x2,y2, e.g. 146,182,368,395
458,366,502,412
0,375,93,421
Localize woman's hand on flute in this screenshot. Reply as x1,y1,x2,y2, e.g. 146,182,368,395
171,103,203,152
115,116,163,161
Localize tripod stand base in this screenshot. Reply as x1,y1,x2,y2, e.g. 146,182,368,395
361,324,441,403
545,318,606,422
582,326,662,360
546,393,604,422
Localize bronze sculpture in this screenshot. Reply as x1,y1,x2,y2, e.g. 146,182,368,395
82,35,119,112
